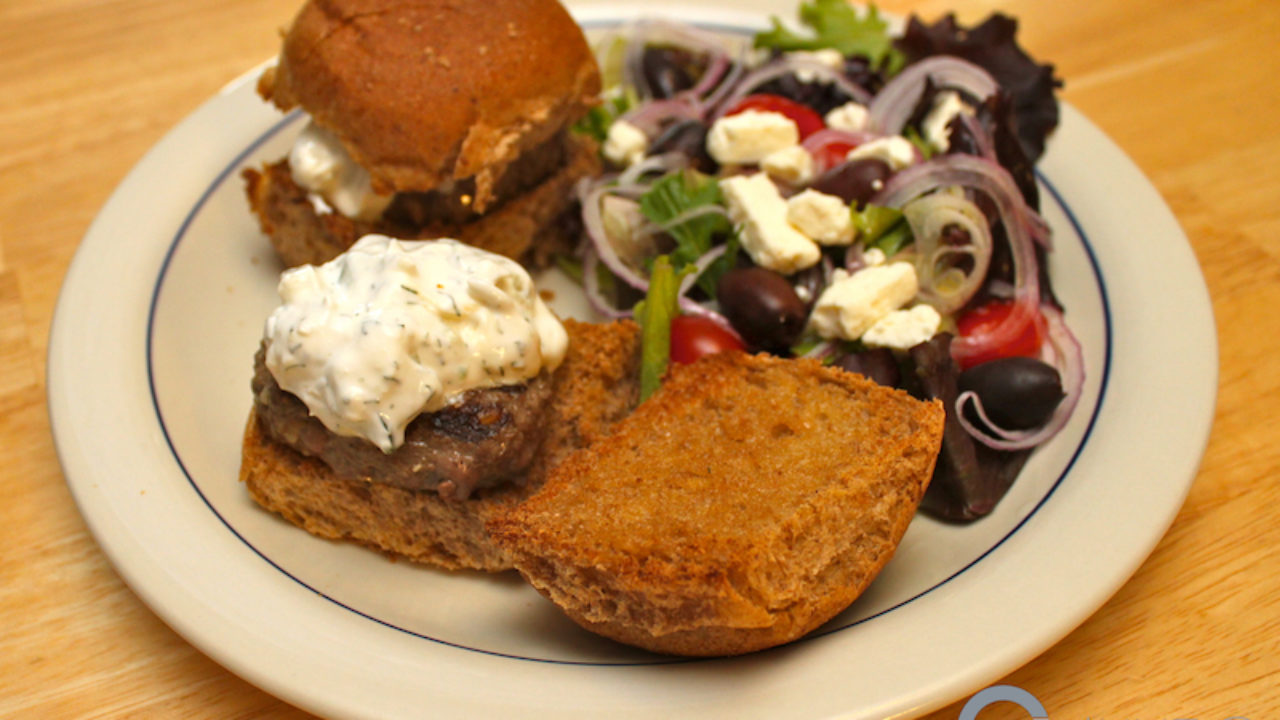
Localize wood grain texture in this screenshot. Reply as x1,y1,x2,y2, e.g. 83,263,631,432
1,0,1276,718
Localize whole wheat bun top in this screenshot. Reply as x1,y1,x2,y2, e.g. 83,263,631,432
259,0,600,206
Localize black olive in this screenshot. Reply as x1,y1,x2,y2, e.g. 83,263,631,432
641,46,695,99
957,357,1064,430
716,267,807,351
835,348,900,387
648,120,718,174
809,159,893,208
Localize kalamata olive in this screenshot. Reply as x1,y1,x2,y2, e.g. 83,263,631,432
809,158,893,208
835,348,900,387
648,119,718,174
957,357,1064,430
641,46,695,99
716,267,807,350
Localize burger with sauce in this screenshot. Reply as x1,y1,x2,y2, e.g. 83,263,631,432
243,0,602,268
241,235,641,571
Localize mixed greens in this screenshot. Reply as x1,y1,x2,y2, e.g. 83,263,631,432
568,2,1079,521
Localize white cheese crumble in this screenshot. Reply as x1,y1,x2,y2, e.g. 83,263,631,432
289,121,392,222
720,173,821,274
263,235,568,453
807,263,919,340
862,304,942,350
786,189,854,245
921,90,972,153
824,102,870,133
845,135,917,170
786,48,846,82
706,110,800,165
602,119,648,167
761,145,815,185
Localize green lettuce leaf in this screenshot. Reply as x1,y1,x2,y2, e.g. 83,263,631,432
754,0,904,72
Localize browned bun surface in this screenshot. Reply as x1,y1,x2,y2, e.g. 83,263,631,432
242,131,598,268
488,353,945,654
241,318,641,571
259,0,600,207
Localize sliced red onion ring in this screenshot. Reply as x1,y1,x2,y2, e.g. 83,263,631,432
952,112,997,162
872,153,1042,366
579,185,652,294
902,192,993,314
581,249,633,319
800,340,839,361
616,151,687,187
619,97,702,136
869,56,998,136
711,56,873,119
954,304,1084,450
676,244,728,298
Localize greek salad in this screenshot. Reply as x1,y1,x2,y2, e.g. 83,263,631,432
567,0,1082,521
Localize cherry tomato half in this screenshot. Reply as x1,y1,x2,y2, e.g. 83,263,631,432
811,140,856,172
723,94,825,139
669,314,746,364
955,300,1047,371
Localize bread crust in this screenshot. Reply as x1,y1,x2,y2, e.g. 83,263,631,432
241,318,641,571
259,0,600,206
488,353,946,654
242,131,599,268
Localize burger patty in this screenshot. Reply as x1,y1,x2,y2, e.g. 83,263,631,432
243,130,600,268
250,344,555,500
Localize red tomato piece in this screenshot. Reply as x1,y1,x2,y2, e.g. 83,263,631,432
669,314,746,364
955,300,1047,370
812,140,856,172
723,94,825,139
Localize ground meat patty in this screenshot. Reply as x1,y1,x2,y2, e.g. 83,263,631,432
251,343,554,500
242,130,600,268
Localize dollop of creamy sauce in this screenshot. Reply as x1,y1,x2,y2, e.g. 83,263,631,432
264,235,569,453
288,121,392,221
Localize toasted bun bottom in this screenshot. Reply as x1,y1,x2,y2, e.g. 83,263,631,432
240,409,529,571
242,132,599,268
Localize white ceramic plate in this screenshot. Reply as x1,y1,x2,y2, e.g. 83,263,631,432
49,4,1216,719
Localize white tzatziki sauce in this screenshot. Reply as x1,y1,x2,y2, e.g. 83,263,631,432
288,121,393,221
263,235,569,453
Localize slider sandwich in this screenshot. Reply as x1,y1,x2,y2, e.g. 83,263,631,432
241,235,640,571
244,0,602,268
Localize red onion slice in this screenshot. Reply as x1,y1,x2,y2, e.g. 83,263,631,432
581,249,633,320
954,304,1085,450
869,56,998,136
711,56,873,119
872,153,1042,365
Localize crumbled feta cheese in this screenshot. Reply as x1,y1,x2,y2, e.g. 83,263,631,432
824,102,870,133
761,145,815,185
707,110,800,165
720,173,821,274
786,189,854,245
921,90,972,154
862,304,942,350
787,48,846,82
846,136,917,170
602,120,648,167
862,247,887,266
808,263,919,340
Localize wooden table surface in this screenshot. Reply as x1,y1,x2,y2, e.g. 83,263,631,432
2,0,1276,717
